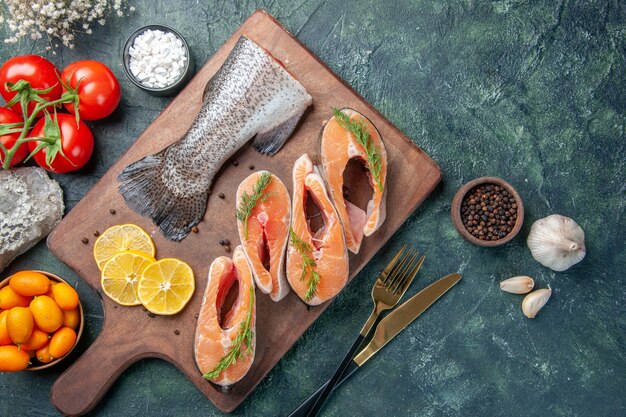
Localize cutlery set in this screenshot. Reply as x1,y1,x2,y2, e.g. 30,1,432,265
287,246,462,417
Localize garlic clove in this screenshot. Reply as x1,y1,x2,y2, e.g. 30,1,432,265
527,214,586,272
522,288,551,318
500,276,534,294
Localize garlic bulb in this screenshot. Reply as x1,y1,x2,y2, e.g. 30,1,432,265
500,276,534,294
527,214,586,271
522,288,551,318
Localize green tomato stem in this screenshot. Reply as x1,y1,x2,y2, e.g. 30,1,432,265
1,91,78,170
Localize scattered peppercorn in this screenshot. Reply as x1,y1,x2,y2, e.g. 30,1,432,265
192,226,199,233
232,160,239,166
249,164,254,170
81,238,89,244
174,329,180,335
109,209,116,215
93,230,100,237
218,192,225,199
224,246,231,253
461,184,517,241
224,239,230,246
219,239,225,245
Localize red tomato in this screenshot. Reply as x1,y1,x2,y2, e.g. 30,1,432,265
28,113,94,173
0,107,26,167
0,55,62,117
61,60,121,121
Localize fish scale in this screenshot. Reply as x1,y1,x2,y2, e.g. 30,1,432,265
118,36,312,241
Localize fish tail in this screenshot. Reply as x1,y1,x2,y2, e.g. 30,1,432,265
117,150,208,241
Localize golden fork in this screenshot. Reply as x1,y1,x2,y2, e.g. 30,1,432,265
303,246,425,417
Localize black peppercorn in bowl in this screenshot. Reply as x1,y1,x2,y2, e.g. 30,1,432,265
451,177,524,247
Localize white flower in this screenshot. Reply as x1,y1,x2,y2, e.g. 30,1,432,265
1,0,132,49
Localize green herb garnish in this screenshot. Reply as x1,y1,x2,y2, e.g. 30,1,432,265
203,287,255,381
289,228,321,302
236,172,273,240
332,107,383,192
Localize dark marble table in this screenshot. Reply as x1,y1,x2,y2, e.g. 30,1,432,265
0,1,624,416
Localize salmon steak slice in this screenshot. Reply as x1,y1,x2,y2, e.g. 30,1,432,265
194,245,256,386
321,108,388,254
286,154,349,305
236,171,291,302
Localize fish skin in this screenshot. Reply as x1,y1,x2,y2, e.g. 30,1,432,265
118,36,312,241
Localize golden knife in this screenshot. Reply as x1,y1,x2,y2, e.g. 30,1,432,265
288,272,462,417
353,272,462,366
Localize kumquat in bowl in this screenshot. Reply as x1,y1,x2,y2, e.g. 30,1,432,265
0,270,84,371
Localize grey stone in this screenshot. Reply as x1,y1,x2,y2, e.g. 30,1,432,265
0,167,64,273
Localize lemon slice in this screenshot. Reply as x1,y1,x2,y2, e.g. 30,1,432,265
94,224,156,270
101,251,156,306
138,258,195,315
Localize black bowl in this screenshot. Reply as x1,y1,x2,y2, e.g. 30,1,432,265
122,24,195,97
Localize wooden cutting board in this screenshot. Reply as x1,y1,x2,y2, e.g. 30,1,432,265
47,9,441,416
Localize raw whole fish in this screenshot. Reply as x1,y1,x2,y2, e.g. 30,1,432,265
320,108,387,254
286,154,349,305
118,36,312,241
194,245,256,386
236,171,291,302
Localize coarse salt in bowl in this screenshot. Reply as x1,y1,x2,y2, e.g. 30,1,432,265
123,25,194,96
